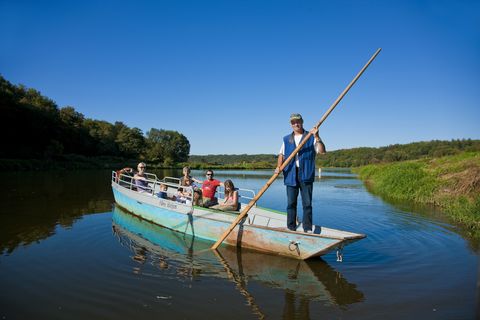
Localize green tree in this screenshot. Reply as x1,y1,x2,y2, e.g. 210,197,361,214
145,129,190,165
18,86,58,114
83,119,119,155
116,127,145,158
60,106,85,128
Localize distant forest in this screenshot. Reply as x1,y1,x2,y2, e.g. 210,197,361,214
189,140,480,168
316,139,480,167
188,154,277,169
0,75,190,166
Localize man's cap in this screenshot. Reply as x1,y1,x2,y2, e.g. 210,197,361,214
289,113,303,122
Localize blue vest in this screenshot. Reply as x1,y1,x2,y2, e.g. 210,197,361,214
282,131,316,186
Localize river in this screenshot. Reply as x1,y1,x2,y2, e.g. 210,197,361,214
0,169,477,319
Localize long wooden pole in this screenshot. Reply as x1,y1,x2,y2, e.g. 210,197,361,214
211,48,382,250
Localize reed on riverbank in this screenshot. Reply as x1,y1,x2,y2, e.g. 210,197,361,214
354,152,480,239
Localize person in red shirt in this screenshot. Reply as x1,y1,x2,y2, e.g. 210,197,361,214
197,170,223,208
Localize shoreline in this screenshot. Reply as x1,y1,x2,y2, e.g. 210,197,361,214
353,151,480,240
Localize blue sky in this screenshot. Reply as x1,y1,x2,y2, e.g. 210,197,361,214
1,0,479,155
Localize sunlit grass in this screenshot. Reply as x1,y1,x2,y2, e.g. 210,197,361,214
354,152,480,238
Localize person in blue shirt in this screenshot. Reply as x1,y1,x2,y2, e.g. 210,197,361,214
275,113,326,233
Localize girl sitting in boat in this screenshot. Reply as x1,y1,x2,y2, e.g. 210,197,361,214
210,179,239,211
176,185,193,205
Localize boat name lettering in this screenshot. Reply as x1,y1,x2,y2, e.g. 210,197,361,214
159,200,178,210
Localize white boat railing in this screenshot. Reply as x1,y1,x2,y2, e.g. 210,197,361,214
162,176,256,207
112,171,256,209
217,186,256,206
112,171,195,206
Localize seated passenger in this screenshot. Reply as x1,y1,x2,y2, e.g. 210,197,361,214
133,162,150,192
197,170,224,208
179,179,194,204
175,187,189,204
156,183,168,199
180,166,202,186
210,179,239,211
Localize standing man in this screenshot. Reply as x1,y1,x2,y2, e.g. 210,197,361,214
275,114,326,233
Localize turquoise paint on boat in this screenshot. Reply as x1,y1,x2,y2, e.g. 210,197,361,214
111,173,366,260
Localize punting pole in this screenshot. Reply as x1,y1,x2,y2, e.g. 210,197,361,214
211,48,382,250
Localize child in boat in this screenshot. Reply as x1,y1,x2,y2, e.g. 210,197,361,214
180,166,202,186
210,179,239,211
179,166,203,205
177,178,195,204
156,183,168,199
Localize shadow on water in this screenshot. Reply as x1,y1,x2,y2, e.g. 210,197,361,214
0,170,114,255
111,205,365,315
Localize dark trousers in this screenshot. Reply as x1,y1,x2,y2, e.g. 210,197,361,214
286,168,313,231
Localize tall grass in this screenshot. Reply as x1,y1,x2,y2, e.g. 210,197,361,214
354,152,480,239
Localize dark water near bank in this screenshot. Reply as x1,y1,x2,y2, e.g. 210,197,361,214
0,169,478,319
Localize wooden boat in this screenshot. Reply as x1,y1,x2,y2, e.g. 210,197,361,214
111,205,365,306
111,171,366,260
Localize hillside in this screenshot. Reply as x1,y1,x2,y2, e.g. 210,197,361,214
354,152,480,239
188,140,480,169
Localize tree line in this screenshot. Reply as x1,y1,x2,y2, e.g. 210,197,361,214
2,74,477,169
188,154,276,169
188,139,480,168
0,75,190,165
316,139,480,167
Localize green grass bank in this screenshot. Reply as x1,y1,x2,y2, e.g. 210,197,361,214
354,152,480,239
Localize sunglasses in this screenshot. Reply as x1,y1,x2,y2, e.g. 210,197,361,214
206,173,213,176
138,166,145,169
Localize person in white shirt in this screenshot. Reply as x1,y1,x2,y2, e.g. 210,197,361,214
274,113,326,233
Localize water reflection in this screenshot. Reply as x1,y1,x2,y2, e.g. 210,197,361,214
362,182,480,251
0,170,114,255
111,205,364,313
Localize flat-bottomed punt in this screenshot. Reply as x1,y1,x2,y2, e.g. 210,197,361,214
111,171,365,260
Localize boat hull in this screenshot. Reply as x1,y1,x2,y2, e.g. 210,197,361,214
112,182,361,260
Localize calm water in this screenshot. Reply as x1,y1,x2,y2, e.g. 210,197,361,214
0,169,478,319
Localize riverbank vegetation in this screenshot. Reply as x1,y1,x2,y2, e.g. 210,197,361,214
354,152,480,239
2,74,479,170
1,75,190,167
187,154,276,169
185,140,480,169
316,139,480,167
